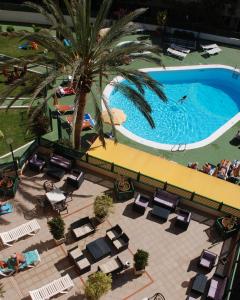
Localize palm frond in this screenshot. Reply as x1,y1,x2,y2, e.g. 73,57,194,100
115,82,155,128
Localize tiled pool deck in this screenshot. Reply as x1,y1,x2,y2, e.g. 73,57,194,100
0,168,225,300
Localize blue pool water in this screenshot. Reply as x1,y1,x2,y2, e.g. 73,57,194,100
108,68,240,145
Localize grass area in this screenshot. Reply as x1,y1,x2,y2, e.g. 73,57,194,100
0,35,43,58
0,109,33,156
1,27,240,167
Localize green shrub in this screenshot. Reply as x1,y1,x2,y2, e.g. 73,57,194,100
28,110,50,137
6,26,15,32
32,24,41,32
48,216,65,240
93,195,113,220
134,249,149,271
0,25,2,32
84,272,112,300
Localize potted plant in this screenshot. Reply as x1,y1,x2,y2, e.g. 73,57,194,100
93,195,113,222
215,215,239,239
114,175,134,201
84,271,112,300
0,175,19,197
48,216,66,245
133,249,149,275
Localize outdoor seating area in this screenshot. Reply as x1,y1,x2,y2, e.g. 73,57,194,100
0,165,237,300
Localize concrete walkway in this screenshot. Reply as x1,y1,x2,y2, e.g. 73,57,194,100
88,139,240,210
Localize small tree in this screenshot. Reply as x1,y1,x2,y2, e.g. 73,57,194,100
6,25,14,33
94,195,113,220
134,249,149,271
28,110,49,137
84,271,112,300
48,216,65,240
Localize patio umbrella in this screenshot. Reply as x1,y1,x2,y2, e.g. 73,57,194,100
101,109,126,125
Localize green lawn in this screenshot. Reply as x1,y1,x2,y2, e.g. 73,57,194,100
0,109,33,156
0,35,43,58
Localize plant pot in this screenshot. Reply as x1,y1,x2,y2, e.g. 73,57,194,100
215,217,239,240
134,267,145,275
54,236,65,245
114,178,134,201
95,215,106,223
0,176,19,197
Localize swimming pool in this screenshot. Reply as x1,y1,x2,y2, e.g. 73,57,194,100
104,66,240,150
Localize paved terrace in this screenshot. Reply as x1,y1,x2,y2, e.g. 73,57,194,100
0,167,226,300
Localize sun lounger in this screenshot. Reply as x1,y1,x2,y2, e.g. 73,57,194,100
167,47,187,59
170,43,190,53
205,47,221,56
66,113,95,129
29,274,74,300
201,43,219,50
0,249,41,277
0,219,40,247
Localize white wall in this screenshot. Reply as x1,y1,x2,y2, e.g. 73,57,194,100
1,9,240,46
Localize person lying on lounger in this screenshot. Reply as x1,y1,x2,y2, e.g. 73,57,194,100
8,253,26,272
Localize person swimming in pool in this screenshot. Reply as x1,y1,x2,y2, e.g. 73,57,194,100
178,95,187,104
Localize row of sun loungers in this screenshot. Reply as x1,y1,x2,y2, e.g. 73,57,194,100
167,42,221,60
188,159,240,183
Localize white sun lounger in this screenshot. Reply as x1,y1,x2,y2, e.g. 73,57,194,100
201,43,219,50
0,219,40,247
29,274,74,300
167,47,187,59
205,47,222,55
170,43,190,53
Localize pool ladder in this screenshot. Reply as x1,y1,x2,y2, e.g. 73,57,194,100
171,144,186,152
232,66,239,79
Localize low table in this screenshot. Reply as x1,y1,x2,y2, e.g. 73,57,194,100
86,237,111,261
151,205,170,221
46,188,66,208
192,273,208,294
46,165,65,180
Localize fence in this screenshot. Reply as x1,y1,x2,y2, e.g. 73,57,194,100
225,241,240,300
82,152,240,218
1,136,240,218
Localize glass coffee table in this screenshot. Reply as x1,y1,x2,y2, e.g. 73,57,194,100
191,273,208,294
151,205,171,221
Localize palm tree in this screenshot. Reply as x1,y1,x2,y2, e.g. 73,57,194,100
0,0,167,149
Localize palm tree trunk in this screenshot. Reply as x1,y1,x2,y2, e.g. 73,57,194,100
73,91,87,149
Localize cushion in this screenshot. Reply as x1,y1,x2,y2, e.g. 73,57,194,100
99,259,120,274
200,258,211,268
77,258,90,270
113,239,123,250
106,230,116,240
73,223,94,238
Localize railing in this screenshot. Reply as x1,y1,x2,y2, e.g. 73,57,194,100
82,152,240,218
224,241,240,300
1,136,240,218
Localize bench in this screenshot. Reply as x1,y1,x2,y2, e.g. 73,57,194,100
50,154,72,170
153,188,180,211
